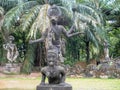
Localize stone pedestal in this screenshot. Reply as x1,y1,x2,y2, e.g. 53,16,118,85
37,84,72,90
3,63,21,74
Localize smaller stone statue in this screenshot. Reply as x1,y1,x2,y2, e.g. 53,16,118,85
40,49,65,85
3,35,19,63
104,40,110,61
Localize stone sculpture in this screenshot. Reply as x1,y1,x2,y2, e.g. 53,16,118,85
29,5,83,90
3,35,19,63
40,49,65,85
29,5,82,63
37,48,72,90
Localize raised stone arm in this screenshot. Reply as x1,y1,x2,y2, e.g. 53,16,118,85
29,29,48,44
67,24,76,34
61,25,84,38
29,37,44,44
40,71,46,85
60,67,66,84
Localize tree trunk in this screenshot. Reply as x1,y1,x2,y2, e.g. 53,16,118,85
34,43,40,66
86,41,90,64
34,43,46,68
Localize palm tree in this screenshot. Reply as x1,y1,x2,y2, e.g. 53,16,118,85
1,0,107,72
0,7,5,65
1,0,78,73
103,0,120,58
73,0,107,63
0,7,4,29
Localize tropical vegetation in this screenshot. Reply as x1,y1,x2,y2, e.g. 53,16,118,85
0,0,120,73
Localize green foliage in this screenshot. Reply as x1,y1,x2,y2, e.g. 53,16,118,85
65,35,86,64
21,45,35,74
0,0,120,70
0,0,18,11
3,1,38,31
0,33,6,65
109,28,120,57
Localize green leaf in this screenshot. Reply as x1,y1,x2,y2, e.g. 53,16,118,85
3,1,38,31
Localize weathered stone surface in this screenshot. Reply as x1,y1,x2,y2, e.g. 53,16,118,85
3,63,21,74
3,35,19,63
37,84,72,90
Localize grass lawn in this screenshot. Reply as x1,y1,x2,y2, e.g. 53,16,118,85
0,77,120,90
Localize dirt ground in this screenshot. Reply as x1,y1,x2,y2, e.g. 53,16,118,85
0,73,120,90
0,72,41,89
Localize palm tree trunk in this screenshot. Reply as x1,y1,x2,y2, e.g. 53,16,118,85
34,42,46,68
86,41,90,64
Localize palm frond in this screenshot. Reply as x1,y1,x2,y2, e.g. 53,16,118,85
0,6,4,17
109,1,120,14
91,45,100,56
59,0,76,9
59,6,73,25
28,4,51,39
0,0,18,9
0,6,4,30
85,26,99,48
74,12,98,30
77,4,102,25
0,0,28,11
22,45,35,74
20,5,41,31
48,0,62,5
49,0,76,17
3,1,38,31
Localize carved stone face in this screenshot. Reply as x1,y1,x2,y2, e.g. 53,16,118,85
47,5,61,25
49,16,58,24
47,52,57,66
8,36,14,43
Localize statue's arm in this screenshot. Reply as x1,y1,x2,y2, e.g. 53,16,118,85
13,45,19,61
40,74,46,85
67,24,75,34
61,26,83,37
60,67,66,83
40,69,46,85
3,44,8,50
29,29,48,44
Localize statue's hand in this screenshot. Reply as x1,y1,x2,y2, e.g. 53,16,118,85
72,25,76,30
29,40,34,44
69,25,76,33
40,82,45,85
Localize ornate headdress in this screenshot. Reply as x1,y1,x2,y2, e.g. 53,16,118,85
47,5,62,17
8,35,15,41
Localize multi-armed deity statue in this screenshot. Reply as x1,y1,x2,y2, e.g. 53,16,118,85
30,5,82,63
3,35,19,63
30,5,82,90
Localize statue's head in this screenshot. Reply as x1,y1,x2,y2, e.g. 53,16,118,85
47,5,61,24
47,49,58,66
8,35,14,43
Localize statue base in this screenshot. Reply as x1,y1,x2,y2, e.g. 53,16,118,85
3,63,21,74
36,84,72,90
